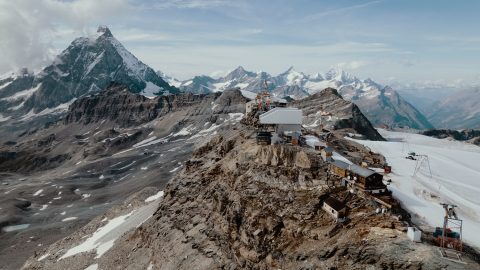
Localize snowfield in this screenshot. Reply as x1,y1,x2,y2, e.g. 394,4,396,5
349,129,480,248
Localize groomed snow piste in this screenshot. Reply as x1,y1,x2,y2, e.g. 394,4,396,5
349,129,480,248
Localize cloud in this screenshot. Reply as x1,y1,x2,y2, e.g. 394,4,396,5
336,60,369,70
301,0,383,22
0,0,131,73
151,0,236,9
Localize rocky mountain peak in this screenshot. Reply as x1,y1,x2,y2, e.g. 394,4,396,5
96,25,113,37
224,66,256,81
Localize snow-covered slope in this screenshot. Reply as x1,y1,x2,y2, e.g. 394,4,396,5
0,26,178,121
172,66,432,129
349,129,480,248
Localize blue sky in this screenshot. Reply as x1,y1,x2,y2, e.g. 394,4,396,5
2,0,480,84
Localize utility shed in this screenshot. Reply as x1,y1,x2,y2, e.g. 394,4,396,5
323,197,346,220
407,227,422,242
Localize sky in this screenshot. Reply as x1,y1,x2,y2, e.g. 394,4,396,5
1,0,480,85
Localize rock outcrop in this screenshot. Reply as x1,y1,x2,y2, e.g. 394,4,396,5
292,88,385,141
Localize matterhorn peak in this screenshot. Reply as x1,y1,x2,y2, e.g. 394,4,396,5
97,25,113,38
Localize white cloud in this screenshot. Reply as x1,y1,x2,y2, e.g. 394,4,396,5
300,0,384,22
151,0,236,9
0,0,132,73
336,60,369,70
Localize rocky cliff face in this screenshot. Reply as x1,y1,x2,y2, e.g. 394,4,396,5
292,88,385,141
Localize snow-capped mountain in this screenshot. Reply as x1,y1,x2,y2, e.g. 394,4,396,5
427,87,480,129
0,26,178,121
170,66,433,129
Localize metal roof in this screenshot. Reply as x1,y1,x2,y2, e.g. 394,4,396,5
259,107,303,125
330,160,350,170
330,160,376,177
348,163,376,177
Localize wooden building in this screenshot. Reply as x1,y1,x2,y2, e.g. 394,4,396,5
329,160,350,178
321,147,334,161
346,163,387,194
329,160,388,195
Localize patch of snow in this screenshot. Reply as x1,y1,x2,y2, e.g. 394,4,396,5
228,113,244,122
169,165,182,173
132,136,157,148
0,113,11,122
173,124,196,137
60,211,66,216
82,194,91,199
1,84,41,101
84,264,98,270
37,253,50,261
99,174,105,180
0,80,13,91
95,239,115,258
59,211,134,260
85,51,104,76
2,224,30,232
62,217,78,222
141,81,162,98
145,190,164,203
19,98,76,121
33,189,43,196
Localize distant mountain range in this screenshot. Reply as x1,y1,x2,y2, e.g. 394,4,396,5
426,88,480,129
394,83,480,129
7,25,478,130
164,66,433,129
0,26,178,122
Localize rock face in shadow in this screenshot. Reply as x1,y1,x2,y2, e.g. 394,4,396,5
292,88,385,141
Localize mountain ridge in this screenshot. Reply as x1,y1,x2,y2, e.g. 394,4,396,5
168,66,433,129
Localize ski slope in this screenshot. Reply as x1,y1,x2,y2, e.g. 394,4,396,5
349,129,480,249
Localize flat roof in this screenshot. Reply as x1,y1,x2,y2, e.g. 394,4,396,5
324,197,346,211
259,107,303,125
